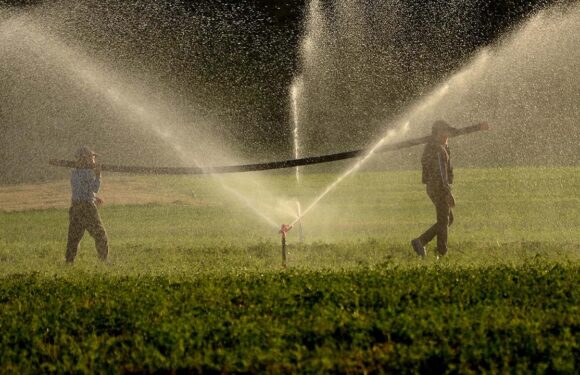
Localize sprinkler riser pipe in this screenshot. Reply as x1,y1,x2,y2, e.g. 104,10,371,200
279,224,292,267
282,237,287,268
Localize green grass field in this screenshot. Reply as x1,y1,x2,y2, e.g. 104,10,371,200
0,167,579,373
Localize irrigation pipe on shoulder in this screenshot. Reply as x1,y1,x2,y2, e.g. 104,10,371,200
49,123,488,175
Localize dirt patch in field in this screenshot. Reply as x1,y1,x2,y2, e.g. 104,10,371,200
0,176,200,211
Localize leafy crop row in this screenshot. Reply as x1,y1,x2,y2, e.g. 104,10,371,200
0,264,577,373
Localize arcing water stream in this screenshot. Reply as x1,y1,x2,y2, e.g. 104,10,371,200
288,45,490,227
286,1,579,230
290,77,303,184
0,12,287,229
1,1,578,244
290,77,306,240
0,17,199,165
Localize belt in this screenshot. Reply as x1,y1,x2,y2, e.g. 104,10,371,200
71,200,95,205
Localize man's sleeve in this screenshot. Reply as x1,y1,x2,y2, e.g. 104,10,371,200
90,172,101,193
436,151,451,192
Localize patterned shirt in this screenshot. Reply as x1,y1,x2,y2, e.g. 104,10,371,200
71,169,100,203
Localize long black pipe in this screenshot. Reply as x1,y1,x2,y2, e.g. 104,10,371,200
49,123,488,175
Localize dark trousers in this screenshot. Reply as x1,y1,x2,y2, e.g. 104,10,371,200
66,202,109,262
418,186,454,255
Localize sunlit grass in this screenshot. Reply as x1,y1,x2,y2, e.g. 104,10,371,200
0,167,578,372
0,166,578,275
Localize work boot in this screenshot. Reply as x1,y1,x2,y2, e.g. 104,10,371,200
411,238,426,257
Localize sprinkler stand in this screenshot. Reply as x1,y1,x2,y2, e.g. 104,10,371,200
279,224,293,268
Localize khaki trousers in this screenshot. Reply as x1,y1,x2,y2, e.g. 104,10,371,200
66,202,109,262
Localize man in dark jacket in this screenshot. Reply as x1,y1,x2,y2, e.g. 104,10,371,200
411,120,456,257
65,146,109,263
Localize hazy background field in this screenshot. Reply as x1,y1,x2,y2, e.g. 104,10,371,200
1,167,578,276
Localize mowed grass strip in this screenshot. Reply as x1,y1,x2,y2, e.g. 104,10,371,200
0,264,577,373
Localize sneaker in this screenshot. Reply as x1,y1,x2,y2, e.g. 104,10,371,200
411,238,426,257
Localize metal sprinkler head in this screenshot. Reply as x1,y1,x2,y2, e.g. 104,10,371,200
279,224,293,239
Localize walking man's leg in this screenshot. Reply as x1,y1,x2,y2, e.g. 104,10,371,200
413,187,451,256
66,206,85,263
85,204,109,261
418,223,438,250
434,198,451,256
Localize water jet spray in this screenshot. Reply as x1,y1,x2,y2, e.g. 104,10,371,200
296,200,305,243
290,77,305,244
288,122,490,227
271,122,490,267
2,18,284,230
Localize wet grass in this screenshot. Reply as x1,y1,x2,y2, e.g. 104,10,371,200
0,166,578,372
0,166,578,273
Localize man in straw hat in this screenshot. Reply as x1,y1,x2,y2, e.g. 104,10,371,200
65,146,109,263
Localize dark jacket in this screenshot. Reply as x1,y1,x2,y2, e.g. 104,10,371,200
421,140,453,191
